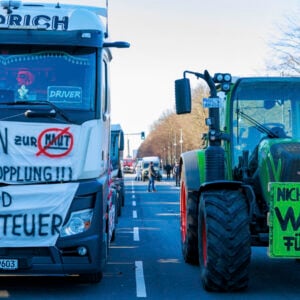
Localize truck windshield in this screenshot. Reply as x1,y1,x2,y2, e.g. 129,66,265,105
231,78,300,165
0,45,96,111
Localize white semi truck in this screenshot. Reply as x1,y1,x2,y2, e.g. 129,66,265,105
110,124,125,217
0,0,129,282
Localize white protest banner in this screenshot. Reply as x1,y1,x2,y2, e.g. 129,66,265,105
0,182,79,247
0,120,102,183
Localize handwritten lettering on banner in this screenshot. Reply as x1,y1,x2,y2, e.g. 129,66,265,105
36,127,74,157
0,123,79,184
0,183,78,247
269,182,300,257
0,166,72,182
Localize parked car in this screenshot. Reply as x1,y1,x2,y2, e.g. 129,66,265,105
122,158,136,173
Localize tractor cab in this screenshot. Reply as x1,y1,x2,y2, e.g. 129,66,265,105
229,78,300,201
229,77,300,167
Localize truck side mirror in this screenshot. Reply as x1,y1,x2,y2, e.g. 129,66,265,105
175,78,191,114
119,131,124,151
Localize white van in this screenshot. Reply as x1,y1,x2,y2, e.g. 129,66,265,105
141,156,162,181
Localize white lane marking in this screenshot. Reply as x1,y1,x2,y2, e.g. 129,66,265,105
132,194,136,198
133,210,137,218
135,261,147,298
132,200,136,206
133,227,140,241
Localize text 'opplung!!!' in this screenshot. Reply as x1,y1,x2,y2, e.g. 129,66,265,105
0,166,72,182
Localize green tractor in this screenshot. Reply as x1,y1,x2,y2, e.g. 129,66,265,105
175,70,300,292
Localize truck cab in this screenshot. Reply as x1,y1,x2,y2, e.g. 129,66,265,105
0,0,129,282
110,123,125,214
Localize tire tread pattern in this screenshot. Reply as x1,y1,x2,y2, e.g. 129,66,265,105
199,189,251,292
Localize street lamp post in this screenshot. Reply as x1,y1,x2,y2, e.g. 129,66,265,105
179,128,183,154
174,134,177,163
127,138,130,157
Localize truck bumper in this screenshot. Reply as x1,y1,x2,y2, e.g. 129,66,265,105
0,178,108,277
0,233,106,276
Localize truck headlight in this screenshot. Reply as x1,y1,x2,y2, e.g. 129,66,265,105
60,209,93,237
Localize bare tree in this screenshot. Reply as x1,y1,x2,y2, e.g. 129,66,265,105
267,15,300,75
137,84,208,164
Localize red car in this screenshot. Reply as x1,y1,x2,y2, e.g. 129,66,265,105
122,158,136,173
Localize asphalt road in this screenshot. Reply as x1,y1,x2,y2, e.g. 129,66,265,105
2,174,300,299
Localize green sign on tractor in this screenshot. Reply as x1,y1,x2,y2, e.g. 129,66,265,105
269,182,300,257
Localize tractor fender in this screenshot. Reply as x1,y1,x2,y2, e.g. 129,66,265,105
179,149,204,264
180,149,204,193
199,180,255,216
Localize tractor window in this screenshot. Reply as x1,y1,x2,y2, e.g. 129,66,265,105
0,45,96,111
230,78,300,167
232,99,291,158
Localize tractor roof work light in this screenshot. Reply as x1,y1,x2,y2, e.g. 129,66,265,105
223,74,232,82
213,73,232,83
214,74,224,82
213,73,232,92
221,82,231,92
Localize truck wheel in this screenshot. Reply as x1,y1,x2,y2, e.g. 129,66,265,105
111,227,116,242
78,271,103,283
198,189,251,292
117,192,122,217
180,181,199,265
112,189,118,226
121,188,125,207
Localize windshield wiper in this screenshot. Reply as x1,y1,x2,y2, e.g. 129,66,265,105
12,100,72,123
24,109,57,119
236,109,278,138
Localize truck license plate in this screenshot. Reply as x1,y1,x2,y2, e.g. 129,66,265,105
0,259,18,270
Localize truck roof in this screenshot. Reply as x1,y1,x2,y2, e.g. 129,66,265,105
0,0,107,32
23,1,107,17
142,156,160,162
111,124,123,132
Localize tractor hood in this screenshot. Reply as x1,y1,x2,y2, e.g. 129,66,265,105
258,138,300,203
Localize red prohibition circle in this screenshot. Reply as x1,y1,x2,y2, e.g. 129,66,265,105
36,127,74,158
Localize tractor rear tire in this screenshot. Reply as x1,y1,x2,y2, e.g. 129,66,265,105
180,181,199,265
198,189,251,292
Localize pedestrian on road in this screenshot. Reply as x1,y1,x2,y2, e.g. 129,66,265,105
173,161,180,187
165,163,172,179
148,161,157,192
135,163,142,181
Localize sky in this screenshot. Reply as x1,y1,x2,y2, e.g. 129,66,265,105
107,0,299,153
22,0,300,153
